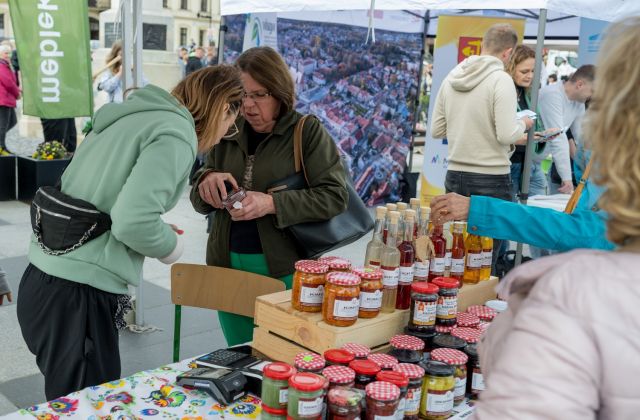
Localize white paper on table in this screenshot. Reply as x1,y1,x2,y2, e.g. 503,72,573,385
516,109,537,120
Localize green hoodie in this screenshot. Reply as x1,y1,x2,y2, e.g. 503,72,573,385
29,85,197,294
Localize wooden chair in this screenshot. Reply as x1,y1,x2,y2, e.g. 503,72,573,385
171,263,286,362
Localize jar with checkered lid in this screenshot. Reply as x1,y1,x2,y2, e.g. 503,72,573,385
322,365,356,390
389,334,425,364
367,353,399,371
365,381,401,420
430,348,468,405
292,260,329,313
466,304,497,322
376,370,409,420
456,312,480,328
294,352,326,374
341,342,371,359
352,267,383,319
451,327,482,344
393,363,425,419
320,257,352,274
322,271,361,327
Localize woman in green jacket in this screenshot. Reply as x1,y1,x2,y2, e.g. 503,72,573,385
191,47,348,346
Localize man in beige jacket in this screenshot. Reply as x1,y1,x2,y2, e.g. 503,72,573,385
431,23,533,268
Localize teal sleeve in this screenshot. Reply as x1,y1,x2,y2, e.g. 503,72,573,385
110,135,194,258
467,195,614,251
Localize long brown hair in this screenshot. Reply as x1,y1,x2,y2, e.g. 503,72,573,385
171,65,243,151
107,41,122,74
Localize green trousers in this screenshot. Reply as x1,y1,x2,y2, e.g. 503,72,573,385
218,252,293,346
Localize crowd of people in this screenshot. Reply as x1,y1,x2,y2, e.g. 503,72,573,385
0,14,638,419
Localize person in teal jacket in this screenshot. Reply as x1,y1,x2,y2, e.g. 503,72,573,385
17,66,243,400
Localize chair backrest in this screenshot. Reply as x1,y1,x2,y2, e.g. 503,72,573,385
171,263,286,318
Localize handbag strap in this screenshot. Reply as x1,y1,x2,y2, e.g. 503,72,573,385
564,155,594,214
293,115,313,185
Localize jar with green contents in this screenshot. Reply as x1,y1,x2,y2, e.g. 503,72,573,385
261,404,288,420
261,362,297,410
430,348,468,406
287,373,327,420
327,386,362,420
419,361,455,420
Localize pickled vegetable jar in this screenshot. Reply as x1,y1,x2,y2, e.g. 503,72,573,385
430,348,468,405
261,362,297,409
292,260,329,312
322,272,361,327
287,373,327,420
419,361,455,420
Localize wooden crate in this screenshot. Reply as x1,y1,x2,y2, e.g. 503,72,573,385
252,277,498,363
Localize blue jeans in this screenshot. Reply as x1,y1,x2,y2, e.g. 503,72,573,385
511,162,547,200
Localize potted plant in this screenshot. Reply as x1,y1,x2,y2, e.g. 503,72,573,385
0,147,16,201
17,141,71,201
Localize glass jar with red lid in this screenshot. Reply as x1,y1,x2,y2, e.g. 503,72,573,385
430,348,468,406
408,282,439,332
292,260,329,313
349,359,382,394
365,381,401,420
287,373,327,420
393,363,425,419
341,342,371,360
376,370,409,419
324,349,355,367
352,267,383,319
367,353,398,371
432,277,458,327
322,272,361,327
327,386,362,420
389,334,425,364
261,362,297,409
261,404,288,420
451,327,482,345
322,365,356,390
294,352,326,374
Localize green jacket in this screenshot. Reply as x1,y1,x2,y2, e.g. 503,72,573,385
191,110,348,278
29,85,197,294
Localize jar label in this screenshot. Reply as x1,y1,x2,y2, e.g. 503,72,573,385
404,386,422,415
374,415,396,420
333,298,360,319
279,387,289,404
454,377,467,398
436,295,458,317
450,258,465,274
395,397,406,420
399,266,414,284
482,250,493,267
298,396,324,416
414,260,429,279
466,252,482,268
382,268,399,287
300,285,324,305
413,300,437,325
445,251,452,267
430,257,445,273
426,390,454,414
472,372,485,391
360,290,383,309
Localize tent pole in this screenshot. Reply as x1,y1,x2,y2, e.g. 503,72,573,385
121,0,133,91
515,8,548,266
408,10,430,173
132,0,143,88
217,16,227,64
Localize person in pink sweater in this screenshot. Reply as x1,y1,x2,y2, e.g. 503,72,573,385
474,16,640,420
0,44,20,153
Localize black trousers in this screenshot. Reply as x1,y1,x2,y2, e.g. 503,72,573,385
40,118,77,153
445,170,513,274
0,106,17,150
17,264,120,400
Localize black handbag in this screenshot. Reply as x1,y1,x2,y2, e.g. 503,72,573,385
268,115,374,259
30,186,112,255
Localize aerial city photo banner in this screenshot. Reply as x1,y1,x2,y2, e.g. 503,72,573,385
223,11,424,205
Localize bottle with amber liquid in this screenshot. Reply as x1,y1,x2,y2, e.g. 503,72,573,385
380,211,401,313
428,223,447,281
449,221,466,287
383,203,398,243
396,209,416,310
480,236,494,281
463,233,483,284
364,206,388,268
413,207,431,282
443,222,453,276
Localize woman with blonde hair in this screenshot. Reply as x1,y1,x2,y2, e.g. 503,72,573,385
474,16,640,419
97,41,148,104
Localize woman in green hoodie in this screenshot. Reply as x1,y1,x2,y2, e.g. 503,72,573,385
17,66,243,400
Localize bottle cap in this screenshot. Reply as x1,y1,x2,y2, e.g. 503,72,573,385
375,206,388,219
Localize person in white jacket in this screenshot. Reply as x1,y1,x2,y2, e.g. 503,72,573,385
474,16,640,420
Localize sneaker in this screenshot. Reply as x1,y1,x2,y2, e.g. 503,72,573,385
0,148,10,156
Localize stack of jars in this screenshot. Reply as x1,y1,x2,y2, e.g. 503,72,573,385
261,362,297,419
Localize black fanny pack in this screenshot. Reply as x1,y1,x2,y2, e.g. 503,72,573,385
30,186,112,256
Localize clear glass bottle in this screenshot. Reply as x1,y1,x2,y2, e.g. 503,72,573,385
380,211,401,313
396,209,416,310
383,203,398,243
410,198,421,239
480,236,493,281
442,222,453,276
463,234,483,285
414,207,431,282
364,206,387,268
449,222,466,288
428,224,446,281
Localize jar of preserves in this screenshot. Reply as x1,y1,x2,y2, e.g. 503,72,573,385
292,260,329,312
451,327,482,345
365,381,401,420
464,344,484,398
431,335,467,352
392,363,425,419
466,305,497,322
350,359,382,398
432,277,458,326
322,365,356,390
367,353,399,371
388,334,425,364
261,362,297,409
323,257,352,274
376,370,409,420
324,349,355,367
294,352,326,374
322,272,361,327
430,348,468,406
341,342,371,360
261,404,288,420
456,312,480,328
408,282,439,332
327,386,362,420
352,267,383,318
404,327,437,353
287,373,327,420
419,361,455,420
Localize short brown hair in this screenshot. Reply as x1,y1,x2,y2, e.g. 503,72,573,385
569,64,595,83
236,46,295,115
482,24,518,55
172,65,243,151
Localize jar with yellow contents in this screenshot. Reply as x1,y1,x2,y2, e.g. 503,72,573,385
292,260,329,313
419,361,455,420
322,272,361,327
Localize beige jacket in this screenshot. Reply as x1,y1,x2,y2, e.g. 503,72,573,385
474,249,640,420
431,55,526,175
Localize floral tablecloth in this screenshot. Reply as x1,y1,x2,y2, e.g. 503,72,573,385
1,359,263,420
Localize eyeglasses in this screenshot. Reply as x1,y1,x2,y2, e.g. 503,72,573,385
223,121,239,139
242,90,272,103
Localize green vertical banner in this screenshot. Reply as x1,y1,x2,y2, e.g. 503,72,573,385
9,0,93,118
